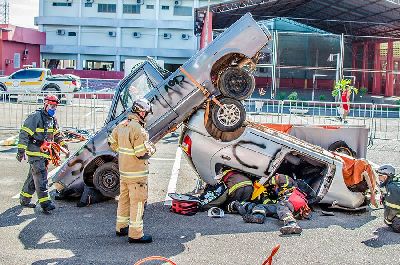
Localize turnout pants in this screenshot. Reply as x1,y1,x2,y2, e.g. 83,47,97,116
20,159,51,207
276,195,296,225
116,176,148,239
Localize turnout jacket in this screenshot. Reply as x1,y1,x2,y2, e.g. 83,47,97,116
108,113,155,179
18,109,65,161
384,177,400,212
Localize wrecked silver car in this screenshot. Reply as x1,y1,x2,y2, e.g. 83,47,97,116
51,13,271,197
180,109,374,209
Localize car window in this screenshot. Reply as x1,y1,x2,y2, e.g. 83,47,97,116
115,73,153,118
25,70,43,79
11,70,27,79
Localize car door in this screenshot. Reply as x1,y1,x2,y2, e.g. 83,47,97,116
21,69,44,93
7,69,28,93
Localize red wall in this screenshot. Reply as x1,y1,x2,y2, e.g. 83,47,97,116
0,25,45,76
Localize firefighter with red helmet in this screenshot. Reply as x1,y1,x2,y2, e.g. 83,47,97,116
17,95,68,212
108,98,156,243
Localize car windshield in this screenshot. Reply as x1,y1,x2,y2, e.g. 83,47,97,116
113,72,154,120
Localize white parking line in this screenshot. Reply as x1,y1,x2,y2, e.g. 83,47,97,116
164,147,182,206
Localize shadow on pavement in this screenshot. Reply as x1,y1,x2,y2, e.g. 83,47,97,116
0,200,398,264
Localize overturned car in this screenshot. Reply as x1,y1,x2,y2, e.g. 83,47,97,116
51,13,375,210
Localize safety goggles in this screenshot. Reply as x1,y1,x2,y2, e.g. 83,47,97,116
47,104,58,110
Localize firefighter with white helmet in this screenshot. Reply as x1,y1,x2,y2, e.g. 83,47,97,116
17,95,68,212
108,98,156,243
377,164,400,233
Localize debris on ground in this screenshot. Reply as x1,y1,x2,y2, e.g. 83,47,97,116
62,129,90,143
0,135,18,146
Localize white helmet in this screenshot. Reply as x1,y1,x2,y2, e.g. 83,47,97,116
376,164,396,177
132,98,152,114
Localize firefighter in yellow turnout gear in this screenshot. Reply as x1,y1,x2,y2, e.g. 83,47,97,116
108,98,156,244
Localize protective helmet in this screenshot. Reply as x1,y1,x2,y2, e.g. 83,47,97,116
376,164,396,178
44,95,59,105
171,200,199,216
132,98,152,114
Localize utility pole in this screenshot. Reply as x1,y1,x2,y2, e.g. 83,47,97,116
0,0,9,24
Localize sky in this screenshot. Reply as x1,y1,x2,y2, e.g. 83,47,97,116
8,0,39,29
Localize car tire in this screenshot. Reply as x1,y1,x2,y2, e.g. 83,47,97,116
43,85,62,100
0,83,8,101
328,140,356,157
218,67,255,100
211,97,246,132
92,162,120,198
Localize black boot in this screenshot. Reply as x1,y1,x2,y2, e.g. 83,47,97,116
116,227,129,237
280,221,302,235
128,234,153,244
20,199,36,208
243,213,265,224
41,201,56,212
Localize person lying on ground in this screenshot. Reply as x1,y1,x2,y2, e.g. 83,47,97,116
227,173,311,235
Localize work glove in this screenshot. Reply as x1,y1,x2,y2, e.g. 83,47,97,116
144,141,156,157
16,148,26,162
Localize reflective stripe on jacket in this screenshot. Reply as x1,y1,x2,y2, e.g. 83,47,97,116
18,109,65,160
108,113,151,179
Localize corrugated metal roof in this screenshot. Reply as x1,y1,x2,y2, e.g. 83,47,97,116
196,0,400,37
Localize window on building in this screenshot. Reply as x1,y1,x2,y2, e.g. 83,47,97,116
85,3,93,7
173,6,192,16
146,5,154,9
123,4,141,14
161,6,169,10
98,4,116,13
14,53,21,69
68,32,77,36
52,2,72,7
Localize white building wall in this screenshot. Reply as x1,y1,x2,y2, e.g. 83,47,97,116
43,0,79,17
38,0,228,68
158,29,193,50
82,0,118,18
121,28,156,48
80,27,117,47
44,26,79,46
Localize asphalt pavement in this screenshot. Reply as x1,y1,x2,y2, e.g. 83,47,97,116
0,133,399,265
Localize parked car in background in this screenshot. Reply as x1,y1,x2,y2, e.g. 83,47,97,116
0,67,81,99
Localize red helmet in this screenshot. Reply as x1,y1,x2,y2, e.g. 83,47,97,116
171,200,199,216
44,95,59,105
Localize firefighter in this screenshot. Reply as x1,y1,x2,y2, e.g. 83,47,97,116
108,98,156,244
231,174,311,235
17,95,67,212
377,164,400,233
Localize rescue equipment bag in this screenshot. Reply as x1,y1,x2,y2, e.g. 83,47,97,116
168,193,200,216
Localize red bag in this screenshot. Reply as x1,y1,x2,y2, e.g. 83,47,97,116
288,188,308,212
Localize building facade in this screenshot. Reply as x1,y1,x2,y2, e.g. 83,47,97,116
36,0,224,72
0,25,45,76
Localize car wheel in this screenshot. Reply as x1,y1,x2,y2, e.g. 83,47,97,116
93,162,120,197
328,140,356,157
43,85,62,100
218,67,255,100
211,97,246,132
0,84,8,101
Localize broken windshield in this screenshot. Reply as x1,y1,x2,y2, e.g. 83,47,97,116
113,72,154,120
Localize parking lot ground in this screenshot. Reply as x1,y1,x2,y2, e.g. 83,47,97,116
0,134,400,265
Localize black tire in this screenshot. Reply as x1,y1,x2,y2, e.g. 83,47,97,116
328,140,356,157
218,67,255,100
43,84,61,100
93,162,120,197
0,83,8,101
211,98,246,132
